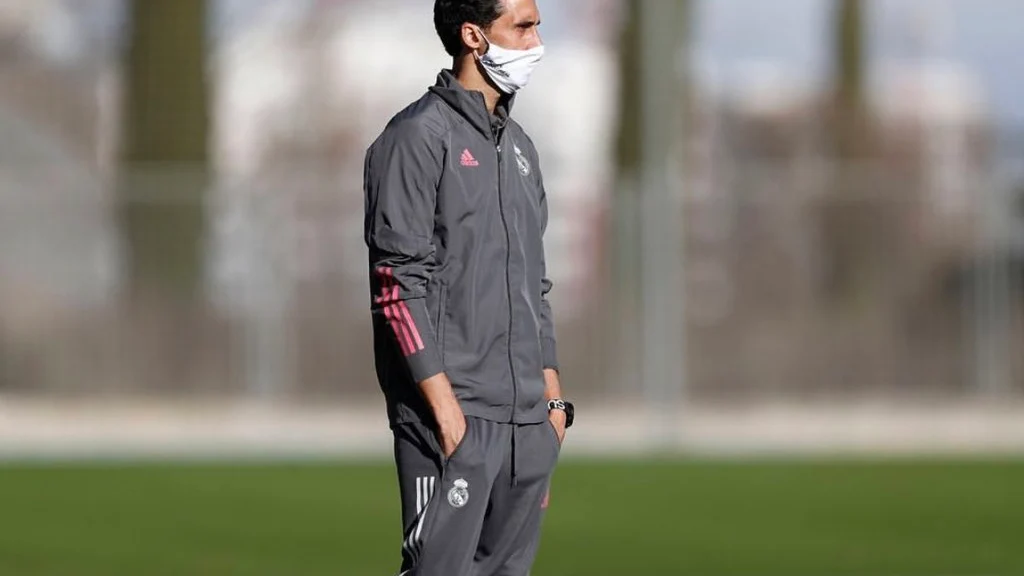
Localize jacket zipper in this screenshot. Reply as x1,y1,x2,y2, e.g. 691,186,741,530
495,136,519,424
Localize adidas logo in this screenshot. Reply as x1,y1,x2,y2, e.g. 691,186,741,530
460,149,480,167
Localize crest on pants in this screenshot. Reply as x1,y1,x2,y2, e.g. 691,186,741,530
448,478,470,509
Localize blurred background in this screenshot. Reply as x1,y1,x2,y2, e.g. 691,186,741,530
1,1,1023,574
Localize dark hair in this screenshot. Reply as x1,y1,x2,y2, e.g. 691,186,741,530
434,0,505,57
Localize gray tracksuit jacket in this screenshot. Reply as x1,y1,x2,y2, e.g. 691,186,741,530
364,70,558,428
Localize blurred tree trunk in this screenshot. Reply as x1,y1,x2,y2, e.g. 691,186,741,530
119,0,209,299
823,0,874,302
607,0,644,393
615,2,643,180
116,1,215,393
833,0,865,157
822,0,906,388
611,0,691,399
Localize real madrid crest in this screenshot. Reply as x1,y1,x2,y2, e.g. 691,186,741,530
448,478,470,509
513,143,531,177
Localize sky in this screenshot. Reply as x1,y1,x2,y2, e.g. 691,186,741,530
528,0,1024,125
695,0,1024,125
33,0,1024,126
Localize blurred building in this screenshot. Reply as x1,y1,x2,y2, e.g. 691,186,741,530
685,42,997,398
0,0,1022,455
0,0,119,396
1,0,619,398
210,0,615,329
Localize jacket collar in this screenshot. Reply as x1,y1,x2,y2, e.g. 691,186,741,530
429,69,514,142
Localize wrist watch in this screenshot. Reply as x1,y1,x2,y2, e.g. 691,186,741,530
547,399,574,429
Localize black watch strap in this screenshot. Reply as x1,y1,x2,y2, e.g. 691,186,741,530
547,399,574,428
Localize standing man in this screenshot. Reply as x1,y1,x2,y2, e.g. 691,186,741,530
363,1,574,575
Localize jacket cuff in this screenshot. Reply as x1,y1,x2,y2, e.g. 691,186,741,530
541,336,559,372
401,299,446,383
406,346,446,384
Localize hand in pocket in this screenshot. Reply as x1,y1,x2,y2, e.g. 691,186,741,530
438,412,468,459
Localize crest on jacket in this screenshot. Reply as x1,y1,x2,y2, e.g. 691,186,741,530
513,143,531,177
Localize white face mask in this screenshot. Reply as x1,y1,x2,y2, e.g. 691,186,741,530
475,32,545,94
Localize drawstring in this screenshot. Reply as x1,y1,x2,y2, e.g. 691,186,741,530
511,426,519,488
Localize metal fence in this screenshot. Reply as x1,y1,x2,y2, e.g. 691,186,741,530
2,0,1024,457
2,160,1021,408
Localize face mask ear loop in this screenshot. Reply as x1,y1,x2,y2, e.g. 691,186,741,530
475,27,491,59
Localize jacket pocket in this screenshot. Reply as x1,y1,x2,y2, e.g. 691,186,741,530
435,282,449,363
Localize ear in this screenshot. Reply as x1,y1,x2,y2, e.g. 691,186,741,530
460,23,487,55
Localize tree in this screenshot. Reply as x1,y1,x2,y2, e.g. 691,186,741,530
119,0,210,299
612,0,691,419
833,0,865,157
822,0,875,302
116,1,214,394
614,1,643,181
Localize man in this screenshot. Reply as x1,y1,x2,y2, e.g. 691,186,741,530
362,1,574,574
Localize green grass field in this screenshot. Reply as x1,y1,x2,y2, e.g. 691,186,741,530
0,459,1021,575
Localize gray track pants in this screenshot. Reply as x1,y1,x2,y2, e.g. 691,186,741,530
393,416,561,576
